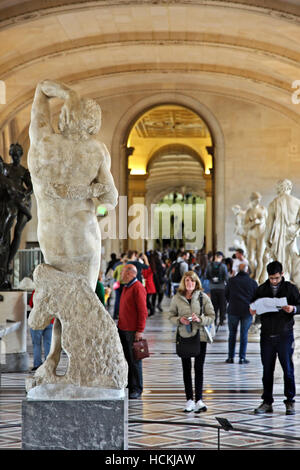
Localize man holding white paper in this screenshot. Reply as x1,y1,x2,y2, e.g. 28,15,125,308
250,261,300,415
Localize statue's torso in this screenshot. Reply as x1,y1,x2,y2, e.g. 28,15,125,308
28,135,102,187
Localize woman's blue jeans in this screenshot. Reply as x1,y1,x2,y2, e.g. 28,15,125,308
228,314,253,360
30,323,53,368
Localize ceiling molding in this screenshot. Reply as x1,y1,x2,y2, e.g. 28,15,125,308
0,0,299,30
1,68,300,134
0,32,299,80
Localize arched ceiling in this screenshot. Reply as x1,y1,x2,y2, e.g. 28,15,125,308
0,0,300,139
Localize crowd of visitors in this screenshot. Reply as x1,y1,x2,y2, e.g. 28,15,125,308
96,246,299,415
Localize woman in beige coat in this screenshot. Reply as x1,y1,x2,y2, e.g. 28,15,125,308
169,270,215,412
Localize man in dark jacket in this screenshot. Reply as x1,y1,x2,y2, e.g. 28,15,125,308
206,251,228,325
250,261,300,415
225,263,257,364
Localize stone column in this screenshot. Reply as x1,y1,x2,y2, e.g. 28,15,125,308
204,173,213,252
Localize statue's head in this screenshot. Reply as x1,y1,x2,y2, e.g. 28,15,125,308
58,97,101,138
250,191,261,203
276,179,292,195
9,143,23,164
232,204,241,215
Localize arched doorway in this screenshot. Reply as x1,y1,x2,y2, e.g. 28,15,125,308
126,104,214,253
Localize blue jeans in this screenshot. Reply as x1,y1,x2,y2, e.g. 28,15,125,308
30,323,53,368
260,330,295,404
228,314,252,360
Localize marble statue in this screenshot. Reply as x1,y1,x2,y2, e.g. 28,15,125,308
231,204,247,253
265,179,300,283
244,192,268,283
0,143,32,289
27,80,124,391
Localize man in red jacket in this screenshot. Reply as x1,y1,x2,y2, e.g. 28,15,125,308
118,264,148,399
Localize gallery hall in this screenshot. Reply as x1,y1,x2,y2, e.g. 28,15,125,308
1,0,300,452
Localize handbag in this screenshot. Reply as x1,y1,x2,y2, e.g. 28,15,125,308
133,338,150,360
199,291,216,344
176,329,201,358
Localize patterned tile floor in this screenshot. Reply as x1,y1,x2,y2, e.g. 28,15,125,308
1,296,300,450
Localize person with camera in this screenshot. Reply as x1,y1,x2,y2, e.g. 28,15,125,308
169,271,215,413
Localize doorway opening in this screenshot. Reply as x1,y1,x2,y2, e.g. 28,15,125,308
126,103,214,253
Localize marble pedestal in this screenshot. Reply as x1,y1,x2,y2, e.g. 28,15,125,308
0,291,29,372
22,385,128,450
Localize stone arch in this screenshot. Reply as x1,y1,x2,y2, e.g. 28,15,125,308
111,92,225,251
147,143,205,173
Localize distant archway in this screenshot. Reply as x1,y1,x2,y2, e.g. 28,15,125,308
111,93,225,253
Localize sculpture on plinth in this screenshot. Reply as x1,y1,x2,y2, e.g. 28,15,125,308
231,204,247,253
265,179,300,285
27,80,127,391
244,192,268,283
0,143,32,289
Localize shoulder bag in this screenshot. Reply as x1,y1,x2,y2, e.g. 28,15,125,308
176,328,201,358
199,291,216,344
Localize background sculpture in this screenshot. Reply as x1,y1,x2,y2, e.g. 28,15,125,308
244,192,268,283
0,143,32,289
27,80,126,391
265,179,300,285
231,204,247,253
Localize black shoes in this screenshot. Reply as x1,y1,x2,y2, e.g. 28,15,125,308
225,358,234,363
225,358,249,364
239,358,250,364
254,402,273,414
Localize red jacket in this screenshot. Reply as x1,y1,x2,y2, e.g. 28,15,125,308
142,267,156,294
118,279,148,333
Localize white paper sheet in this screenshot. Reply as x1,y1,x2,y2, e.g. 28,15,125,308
250,297,288,315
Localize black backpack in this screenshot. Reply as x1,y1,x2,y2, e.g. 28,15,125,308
210,262,222,283
171,261,182,283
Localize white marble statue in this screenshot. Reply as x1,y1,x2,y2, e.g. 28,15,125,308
232,204,247,253
28,80,118,289
27,80,124,391
265,179,300,283
244,192,268,283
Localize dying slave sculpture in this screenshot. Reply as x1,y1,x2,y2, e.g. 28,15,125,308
27,80,127,392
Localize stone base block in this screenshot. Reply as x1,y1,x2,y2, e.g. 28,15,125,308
22,388,128,450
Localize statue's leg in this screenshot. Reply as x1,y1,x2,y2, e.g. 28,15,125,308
255,238,265,283
0,204,17,243
8,212,29,265
247,237,256,278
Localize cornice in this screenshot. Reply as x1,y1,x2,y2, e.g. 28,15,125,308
1,65,300,135
0,32,299,80
0,1,299,30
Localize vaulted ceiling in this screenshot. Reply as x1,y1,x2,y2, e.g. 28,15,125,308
0,0,300,153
